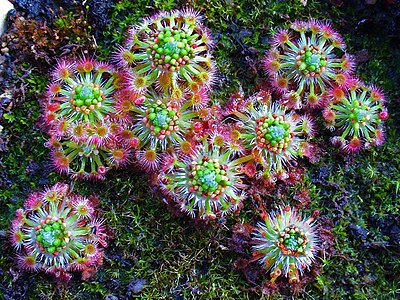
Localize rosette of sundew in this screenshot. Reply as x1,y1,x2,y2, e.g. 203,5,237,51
323,79,388,152
129,90,204,152
9,183,107,280
115,9,215,100
252,205,318,283
232,98,311,179
265,20,353,109
45,57,122,123
161,141,246,219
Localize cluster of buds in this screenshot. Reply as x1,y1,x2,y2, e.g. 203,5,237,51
255,115,293,153
188,157,231,199
115,9,215,99
296,45,327,76
70,83,105,114
276,225,310,257
35,216,70,256
252,205,318,283
142,99,180,139
146,26,196,72
9,183,107,280
323,79,388,152
265,20,354,109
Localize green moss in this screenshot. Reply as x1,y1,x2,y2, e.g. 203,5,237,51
0,74,49,225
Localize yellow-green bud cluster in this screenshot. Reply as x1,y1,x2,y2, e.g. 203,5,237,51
256,115,293,154
35,216,68,255
147,27,195,72
347,101,371,132
189,158,231,199
144,100,180,139
71,83,104,115
277,225,309,256
297,45,327,76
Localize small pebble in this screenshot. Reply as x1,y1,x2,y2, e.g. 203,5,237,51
127,278,146,294
0,0,14,36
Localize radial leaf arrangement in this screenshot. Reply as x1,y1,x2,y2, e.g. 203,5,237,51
252,205,318,283
115,9,215,99
265,20,353,109
129,90,206,153
323,79,388,152
232,95,312,179
44,58,122,123
160,139,246,219
43,57,133,180
9,183,107,280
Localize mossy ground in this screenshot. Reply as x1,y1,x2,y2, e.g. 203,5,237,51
0,0,399,299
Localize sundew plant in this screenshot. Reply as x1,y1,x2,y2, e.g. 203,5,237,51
9,183,107,281
265,20,353,109
160,139,246,219
230,95,313,179
252,205,318,284
115,9,215,100
44,57,121,123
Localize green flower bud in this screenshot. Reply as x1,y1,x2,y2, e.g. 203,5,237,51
299,62,307,71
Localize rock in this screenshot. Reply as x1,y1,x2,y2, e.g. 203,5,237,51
239,29,252,39
12,0,78,22
260,35,269,46
127,278,146,295
349,223,369,243
0,90,13,113
389,224,400,245
0,0,14,36
85,0,115,35
354,49,370,64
